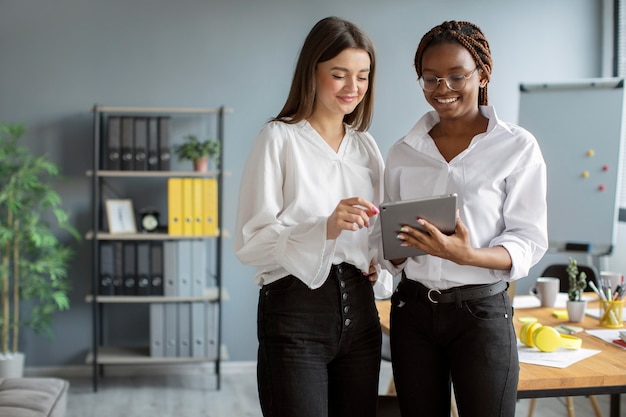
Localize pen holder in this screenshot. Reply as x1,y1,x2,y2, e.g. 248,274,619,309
599,300,623,328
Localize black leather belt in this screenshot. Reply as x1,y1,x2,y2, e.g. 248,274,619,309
401,276,508,304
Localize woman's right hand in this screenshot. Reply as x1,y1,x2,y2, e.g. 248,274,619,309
327,197,379,240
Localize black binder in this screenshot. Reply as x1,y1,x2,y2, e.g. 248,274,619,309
121,117,134,171
112,242,124,295
158,117,171,171
134,118,148,171
136,242,150,295
147,117,160,171
105,117,121,170
122,242,137,295
99,242,114,295
150,241,164,295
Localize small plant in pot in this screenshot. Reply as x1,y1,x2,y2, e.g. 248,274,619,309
173,134,220,172
0,121,80,377
566,257,588,322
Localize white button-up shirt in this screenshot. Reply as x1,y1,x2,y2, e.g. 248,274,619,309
234,120,392,296
379,106,548,289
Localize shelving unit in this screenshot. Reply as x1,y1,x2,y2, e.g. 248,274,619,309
87,105,230,392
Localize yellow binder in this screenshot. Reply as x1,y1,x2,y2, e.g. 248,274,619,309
182,177,194,235
167,178,183,235
202,178,219,236
191,178,204,236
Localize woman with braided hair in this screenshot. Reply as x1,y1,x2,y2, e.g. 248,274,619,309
380,21,548,416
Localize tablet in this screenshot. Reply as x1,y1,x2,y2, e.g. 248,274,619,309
379,194,457,260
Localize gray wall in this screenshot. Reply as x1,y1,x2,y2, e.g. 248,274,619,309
0,0,605,366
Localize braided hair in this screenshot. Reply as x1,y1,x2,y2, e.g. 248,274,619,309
414,21,492,105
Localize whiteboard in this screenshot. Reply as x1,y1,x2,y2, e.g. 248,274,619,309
518,78,625,255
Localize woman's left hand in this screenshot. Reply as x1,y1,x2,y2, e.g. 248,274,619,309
363,264,378,285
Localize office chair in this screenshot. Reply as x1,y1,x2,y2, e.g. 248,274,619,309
525,264,602,417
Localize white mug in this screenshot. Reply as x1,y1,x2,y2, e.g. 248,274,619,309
530,277,560,307
600,271,622,293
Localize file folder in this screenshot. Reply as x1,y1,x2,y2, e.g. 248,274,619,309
190,240,206,297
182,178,194,235
133,117,148,171
177,240,191,297
122,242,137,295
149,241,164,296
120,117,134,171
105,117,121,170
202,178,219,236
99,242,114,295
136,242,150,295
167,178,183,235
112,242,124,295
149,303,165,357
147,117,159,171
191,178,204,236
164,303,178,357
178,303,191,357
158,116,171,171
191,302,205,358
206,302,219,359
163,241,178,297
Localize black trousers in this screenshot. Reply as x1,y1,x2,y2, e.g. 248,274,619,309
390,278,519,417
257,263,382,417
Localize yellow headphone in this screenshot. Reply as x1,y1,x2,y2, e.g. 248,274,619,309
519,322,582,352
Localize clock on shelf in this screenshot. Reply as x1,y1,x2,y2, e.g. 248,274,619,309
140,209,160,232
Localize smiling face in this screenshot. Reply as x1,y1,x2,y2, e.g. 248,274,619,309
420,42,488,122
312,47,371,121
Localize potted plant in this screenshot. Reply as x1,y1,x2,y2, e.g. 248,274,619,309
566,257,588,322
173,134,220,172
0,121,79,377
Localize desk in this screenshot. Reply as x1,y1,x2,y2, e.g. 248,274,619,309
376,298,626,417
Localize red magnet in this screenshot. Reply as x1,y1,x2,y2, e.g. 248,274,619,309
602,165,609,171
598,184,606,191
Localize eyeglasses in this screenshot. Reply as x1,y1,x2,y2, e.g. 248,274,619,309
418,68,479,92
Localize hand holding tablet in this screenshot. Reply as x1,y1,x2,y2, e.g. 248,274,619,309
379,194,457,260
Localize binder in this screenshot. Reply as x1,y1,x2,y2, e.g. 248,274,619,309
164,303,178,357
149,303,165,357
190,240,206,297
122,242,137,295
112,242,124,295
133,117,148,171
167,178,183,235
182,178,194,235
158,116,171,171
99,242,114,295
120,117,134,171
191,178,204,236
147,117,160,171
178,303,191,357
205,302,219,359
136,242,150,295
105,117,121,170
177,240,191,297
202,178,219,236
163,241,178,297
191,302,205,358
149,241,164,296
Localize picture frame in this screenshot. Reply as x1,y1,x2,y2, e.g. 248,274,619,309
105,199,137,234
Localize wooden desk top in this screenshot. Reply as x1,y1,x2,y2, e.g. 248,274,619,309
376,297,626,394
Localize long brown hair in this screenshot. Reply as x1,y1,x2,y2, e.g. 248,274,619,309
274,16,376,131
414,21,492,105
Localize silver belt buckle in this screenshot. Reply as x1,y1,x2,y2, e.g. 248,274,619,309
427,288,442,303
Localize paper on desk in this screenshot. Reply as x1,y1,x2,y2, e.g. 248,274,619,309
513,293,594,309
517,340,600,368
585,329,626,349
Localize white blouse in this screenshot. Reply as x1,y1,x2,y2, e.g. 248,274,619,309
379,105,548,289
234,120,392,296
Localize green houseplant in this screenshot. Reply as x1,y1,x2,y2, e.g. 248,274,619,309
565,257,588,322
173,134,220,171
0,121,79,374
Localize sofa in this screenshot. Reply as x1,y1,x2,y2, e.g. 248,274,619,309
0,377,68,417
